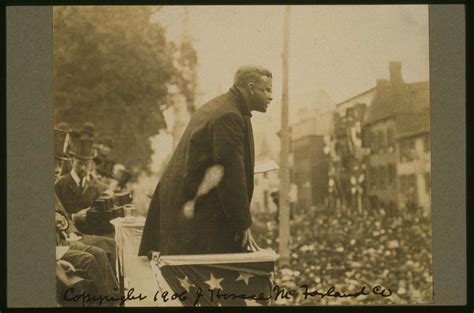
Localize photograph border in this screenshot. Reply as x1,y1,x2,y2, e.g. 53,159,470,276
5,2,469,309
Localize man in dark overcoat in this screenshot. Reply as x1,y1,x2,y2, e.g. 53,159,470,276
139,65,273,256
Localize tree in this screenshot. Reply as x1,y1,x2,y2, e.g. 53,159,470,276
53,6,184,174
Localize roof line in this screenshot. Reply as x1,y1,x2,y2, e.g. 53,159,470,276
396,129,430,140
336,87,376,107
335,80,429,108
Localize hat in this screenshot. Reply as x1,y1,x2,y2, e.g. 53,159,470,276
80,122,96,138
92,195,115,211
114,168,131,188
55,122,70,131
54,128,70,161
114,192,133,207
69,138,95,159
98,137,114,148
96,160,115,178
68,130,82,140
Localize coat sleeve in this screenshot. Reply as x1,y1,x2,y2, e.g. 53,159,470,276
55,180,71,214
55,193,80,235
212,112,252,231
138,183,161,256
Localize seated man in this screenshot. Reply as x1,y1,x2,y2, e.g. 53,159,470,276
56,258,97,307
56,138,106,234
56,212,119,306
54,130,117,270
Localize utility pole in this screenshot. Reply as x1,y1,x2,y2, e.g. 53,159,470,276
279,5,291,267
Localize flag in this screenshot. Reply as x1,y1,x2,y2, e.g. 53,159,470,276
152,250,278,306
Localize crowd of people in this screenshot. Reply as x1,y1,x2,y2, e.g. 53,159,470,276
54,122,132,307
251,205,433,305
52,121,433,306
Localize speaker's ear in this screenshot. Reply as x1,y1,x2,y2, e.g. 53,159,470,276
248,82,255,95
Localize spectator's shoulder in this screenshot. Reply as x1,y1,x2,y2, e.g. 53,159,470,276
55,173,72,188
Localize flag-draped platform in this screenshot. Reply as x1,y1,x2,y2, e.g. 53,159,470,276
150,250,279,306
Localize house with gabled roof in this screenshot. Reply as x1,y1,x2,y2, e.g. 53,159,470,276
363,61,430,215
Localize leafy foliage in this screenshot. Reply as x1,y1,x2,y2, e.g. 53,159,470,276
53,6,184,174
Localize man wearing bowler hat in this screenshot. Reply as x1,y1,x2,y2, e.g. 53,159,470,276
80,122,97,140
55,138,102,234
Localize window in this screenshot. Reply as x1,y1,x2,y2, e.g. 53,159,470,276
388,164,396,185
399,174,417,194
423,134,431,153
370,131,378,153
425,172,431,193
387,128,395,149
378,130,386,152
400,140,415,162
361,128,370,148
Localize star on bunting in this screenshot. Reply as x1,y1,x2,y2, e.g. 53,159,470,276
204,273,224,290
236,271,254,285
178,275,193,293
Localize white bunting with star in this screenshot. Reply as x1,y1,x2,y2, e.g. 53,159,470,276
236,271,254,285
204,273,224,290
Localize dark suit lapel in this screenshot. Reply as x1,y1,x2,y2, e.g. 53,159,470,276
244,116,255,200
65,174,82,199
245,116,255,172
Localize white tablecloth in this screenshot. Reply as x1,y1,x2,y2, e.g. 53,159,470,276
110,217,182,307
110,217,146,286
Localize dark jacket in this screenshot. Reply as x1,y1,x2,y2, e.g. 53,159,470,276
55,173,101,233
139,86,255,256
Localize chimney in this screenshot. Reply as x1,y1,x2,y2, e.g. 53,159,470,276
389,61,403,84
376,79,390,90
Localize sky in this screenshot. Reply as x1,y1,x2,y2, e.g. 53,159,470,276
151,5,430,157
152,5,429,104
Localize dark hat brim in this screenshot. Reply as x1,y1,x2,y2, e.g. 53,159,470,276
81,130,95,136
55,155,71,161
69,152,95,160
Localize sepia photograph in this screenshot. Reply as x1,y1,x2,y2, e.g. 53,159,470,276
52,5,432,307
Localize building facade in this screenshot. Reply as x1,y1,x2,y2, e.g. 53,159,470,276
363,62,430,215
289,107,334,210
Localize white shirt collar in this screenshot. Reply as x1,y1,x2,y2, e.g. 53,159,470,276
71,170,88,188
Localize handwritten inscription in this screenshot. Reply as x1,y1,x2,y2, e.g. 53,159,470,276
63,284,392,307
